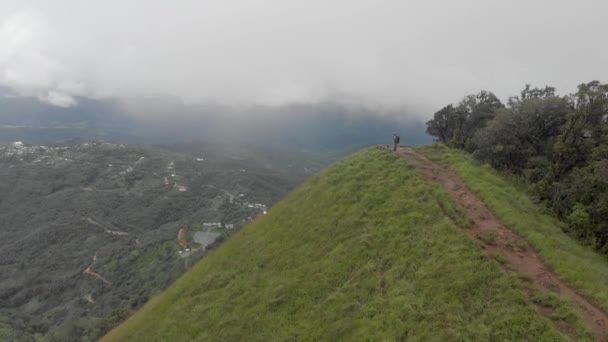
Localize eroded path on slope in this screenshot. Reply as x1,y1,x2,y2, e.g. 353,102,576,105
397,146,608,341
83,253,111,286
83,217,129,236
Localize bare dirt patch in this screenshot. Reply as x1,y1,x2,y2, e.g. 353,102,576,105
177,228,188,248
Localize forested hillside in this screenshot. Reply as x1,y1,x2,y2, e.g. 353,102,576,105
426,81,608,253
0,140,326,341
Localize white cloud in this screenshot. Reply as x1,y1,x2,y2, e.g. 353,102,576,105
0,0,607,115
0,9,80,104
38,90,76,107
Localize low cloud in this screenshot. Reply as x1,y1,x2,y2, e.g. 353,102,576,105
0,0,607,116
38,90,77,107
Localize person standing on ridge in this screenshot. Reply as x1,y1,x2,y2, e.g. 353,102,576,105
393,133,400,151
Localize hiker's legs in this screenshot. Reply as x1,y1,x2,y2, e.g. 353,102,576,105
393,142,397,151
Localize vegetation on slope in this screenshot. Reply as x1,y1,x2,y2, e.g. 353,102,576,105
0,141,323,341
425,81,608,253
419,144,608,313
104,147,586,341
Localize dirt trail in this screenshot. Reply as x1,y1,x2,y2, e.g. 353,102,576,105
397,146,608,341
177,228,188,248
83,217,129,236
83,254,111,286
84,294,95,304
202,184,235,203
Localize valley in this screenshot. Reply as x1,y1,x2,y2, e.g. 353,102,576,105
0,140,327,341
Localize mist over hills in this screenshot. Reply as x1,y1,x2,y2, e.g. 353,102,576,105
0,92,430,152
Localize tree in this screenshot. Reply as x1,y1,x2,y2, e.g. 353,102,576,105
426,90,503,150
425,105,461,145
520,84,556,100
474,94,567,167
553,81,608,178
427,80,608,255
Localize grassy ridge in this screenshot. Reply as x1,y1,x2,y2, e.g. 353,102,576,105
419,144,608,312
104,147,585,341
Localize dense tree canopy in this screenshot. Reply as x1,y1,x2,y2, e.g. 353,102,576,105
426,81,608,253
426,91,503,150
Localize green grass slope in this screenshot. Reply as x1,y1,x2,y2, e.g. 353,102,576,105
104,147,585,341
419,144,608,313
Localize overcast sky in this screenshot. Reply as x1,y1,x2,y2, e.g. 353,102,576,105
0,0,607,117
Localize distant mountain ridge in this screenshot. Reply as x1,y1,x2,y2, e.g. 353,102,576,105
0,93,430,152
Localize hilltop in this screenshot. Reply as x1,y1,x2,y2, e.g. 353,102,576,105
0,140,327,341
105,146,608,341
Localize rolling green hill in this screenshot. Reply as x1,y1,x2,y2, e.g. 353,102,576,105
104,146,596,341
419,144,608,313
